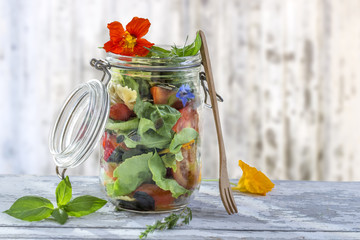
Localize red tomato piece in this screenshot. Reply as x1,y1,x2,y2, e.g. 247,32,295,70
102,132,119,161
109,103,135,121
150,86,182,109
172,105,199,133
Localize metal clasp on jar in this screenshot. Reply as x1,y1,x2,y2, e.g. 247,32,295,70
90,58,112,86
199,72,224,108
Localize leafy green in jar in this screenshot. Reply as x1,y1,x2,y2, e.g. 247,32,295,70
111,152,153,196
169,128,199,154
134,97,180,135
111,69,139,92
123,102,181,149
134,77,152,99
105,118,139,132
124,130,171,149
138,118,156,135
161,153,177,172
150,105,180,138
148,152,189,198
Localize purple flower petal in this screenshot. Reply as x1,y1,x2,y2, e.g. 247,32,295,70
176,84,195,107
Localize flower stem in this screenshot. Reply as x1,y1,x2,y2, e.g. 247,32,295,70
202,179,219,182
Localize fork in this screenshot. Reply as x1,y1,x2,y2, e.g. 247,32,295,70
199,30,238,215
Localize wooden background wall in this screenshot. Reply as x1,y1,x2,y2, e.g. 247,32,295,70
1,0,360,181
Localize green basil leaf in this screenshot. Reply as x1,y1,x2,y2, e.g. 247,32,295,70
148,152,189,198
56,176,72,207
63,195,107,217
169,128,198,154
3,196,54,222
51,208,68,225
111,152,153,196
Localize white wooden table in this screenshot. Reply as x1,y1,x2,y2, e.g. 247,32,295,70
1,175,360,239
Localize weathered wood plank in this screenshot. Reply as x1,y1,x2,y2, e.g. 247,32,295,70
1,227,360,240
0,175,359,239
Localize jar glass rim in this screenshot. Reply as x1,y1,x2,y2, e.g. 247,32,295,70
106,44,201,59
105,47,202,71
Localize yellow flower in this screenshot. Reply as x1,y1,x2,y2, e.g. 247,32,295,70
232,160,274,196
182,139,195,150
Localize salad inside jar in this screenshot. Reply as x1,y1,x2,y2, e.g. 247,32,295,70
99,18,203,212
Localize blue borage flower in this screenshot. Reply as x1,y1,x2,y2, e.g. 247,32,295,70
176,84,195,107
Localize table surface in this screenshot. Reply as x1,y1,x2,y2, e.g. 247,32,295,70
1,175,360,239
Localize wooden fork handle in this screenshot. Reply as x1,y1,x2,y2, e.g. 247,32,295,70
198,30,228,175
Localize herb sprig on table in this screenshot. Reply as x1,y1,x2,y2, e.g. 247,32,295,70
3,176,107,224
139,207,192,239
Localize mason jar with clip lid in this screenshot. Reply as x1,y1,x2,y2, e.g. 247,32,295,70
49,44,223,213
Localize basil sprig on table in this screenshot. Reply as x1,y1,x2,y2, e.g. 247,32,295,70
3,176,107,224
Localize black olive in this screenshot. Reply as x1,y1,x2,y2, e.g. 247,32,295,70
116,199,138,210
116,191,155,211
155,118,164,129
107,147,124,163
133,191,155,211
116,135,125,143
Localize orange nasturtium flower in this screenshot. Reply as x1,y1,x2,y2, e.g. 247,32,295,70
103,17,154,57
232,160,275,196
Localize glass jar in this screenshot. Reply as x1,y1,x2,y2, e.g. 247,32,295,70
99,52,203,212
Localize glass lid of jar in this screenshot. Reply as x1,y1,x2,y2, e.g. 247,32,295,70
49,59,111,170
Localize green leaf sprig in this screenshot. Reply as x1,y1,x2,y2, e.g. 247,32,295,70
3,176,107,224
146,32,202,58
139,207,192,239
